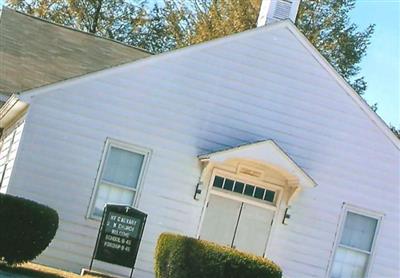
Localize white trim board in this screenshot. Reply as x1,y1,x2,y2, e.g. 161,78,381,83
0,95,29,129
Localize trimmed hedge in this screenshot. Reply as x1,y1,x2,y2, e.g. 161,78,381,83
155,233,282,278
0,193,59,265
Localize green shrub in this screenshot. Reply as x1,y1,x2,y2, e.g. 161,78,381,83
0,193,59,265
154,233,282,278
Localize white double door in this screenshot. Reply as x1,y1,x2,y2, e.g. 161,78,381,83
200,194,275,256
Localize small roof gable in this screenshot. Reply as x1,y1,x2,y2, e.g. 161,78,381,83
0,7,151,96
199,140,317,189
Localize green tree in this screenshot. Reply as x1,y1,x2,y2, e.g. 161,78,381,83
6,0,147,42
7,0,374,95
138,1,195,53
390,125,400,139
187,0,261,45
146,0,373,96
296,0,374,96
8,0,395,137
129,0,261,54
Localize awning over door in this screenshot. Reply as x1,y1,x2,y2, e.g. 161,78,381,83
198,140,316,204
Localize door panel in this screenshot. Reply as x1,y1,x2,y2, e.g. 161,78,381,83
200,194,242,247
233,203,274,256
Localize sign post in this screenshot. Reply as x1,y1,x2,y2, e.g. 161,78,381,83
89,204,147,278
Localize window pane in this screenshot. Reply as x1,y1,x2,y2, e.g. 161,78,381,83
102,146,144,188
331,247,368,278
223,179,234,191
233,182,244,194
93,183,135,217
254,187,265,200
244,184,255,196
340,212,378,251
213,176,224,188
264,190,275,202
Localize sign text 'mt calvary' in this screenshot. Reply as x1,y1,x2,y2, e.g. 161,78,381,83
93,205,147,269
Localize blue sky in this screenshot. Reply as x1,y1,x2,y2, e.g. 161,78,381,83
1,0,398,127
351,0,399,127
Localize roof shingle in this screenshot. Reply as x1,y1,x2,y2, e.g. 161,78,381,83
0,7,151,96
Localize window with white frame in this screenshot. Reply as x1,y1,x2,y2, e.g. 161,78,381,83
89,139,150,218
0,118,25,190
212,175,278,205
330,208,381,278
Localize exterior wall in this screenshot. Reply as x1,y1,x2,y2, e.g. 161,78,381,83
8,25,399,277
0,115,25,194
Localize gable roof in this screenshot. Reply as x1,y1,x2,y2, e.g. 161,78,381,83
0,7,151,97
11,20,400,150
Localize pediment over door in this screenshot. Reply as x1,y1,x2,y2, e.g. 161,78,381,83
198,140,317,205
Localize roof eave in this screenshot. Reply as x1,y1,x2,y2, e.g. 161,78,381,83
283,21,400,150
0,94,29,128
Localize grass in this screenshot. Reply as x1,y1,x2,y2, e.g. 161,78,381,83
0,262,99,278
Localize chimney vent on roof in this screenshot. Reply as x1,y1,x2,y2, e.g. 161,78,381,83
257,0,301,27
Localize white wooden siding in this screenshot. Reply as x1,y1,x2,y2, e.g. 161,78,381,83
0,116,25,194
8,25,399,277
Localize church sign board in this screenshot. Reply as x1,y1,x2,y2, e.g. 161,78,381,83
91,204,147,271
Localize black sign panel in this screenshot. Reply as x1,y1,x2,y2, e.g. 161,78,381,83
93,204,147,268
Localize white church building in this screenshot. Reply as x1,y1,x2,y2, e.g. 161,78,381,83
0,1,399,277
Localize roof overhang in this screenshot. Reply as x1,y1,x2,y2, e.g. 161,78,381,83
199,140,317,191
0,94,29,128
0,93,9,103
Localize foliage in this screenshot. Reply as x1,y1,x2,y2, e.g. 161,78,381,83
127,4,176,54
7,0,392,136
390,125,400,139
7,0,383,112
154,233,282,278
132,1,196,53
296,0,374,95
186,0,261,45
124,0,261,54
146,0,374,96
7,0,374,94
0,193,59,265
370,102,378,112
6,0,147,42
